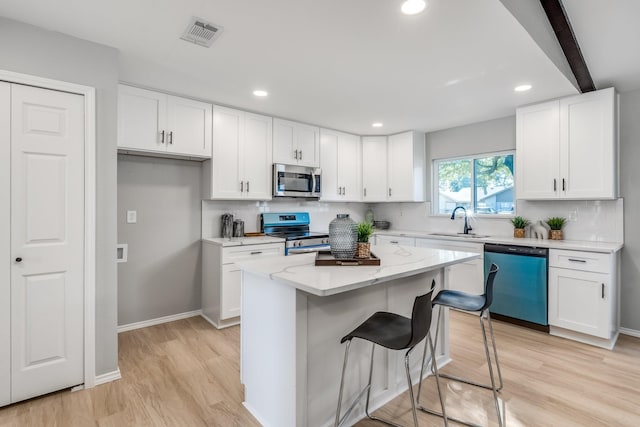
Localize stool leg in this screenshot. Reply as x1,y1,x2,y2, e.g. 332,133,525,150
404,347,419,427
480,311,503,427
334,340,351,427
486,311,504,391
364,343,375,418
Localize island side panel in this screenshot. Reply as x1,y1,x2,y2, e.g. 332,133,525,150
242,271,298,427
304,270,446,427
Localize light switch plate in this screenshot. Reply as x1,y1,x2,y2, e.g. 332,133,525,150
127,210,137,224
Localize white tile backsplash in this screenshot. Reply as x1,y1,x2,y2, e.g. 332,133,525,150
370,199,624,243
202,200,367,238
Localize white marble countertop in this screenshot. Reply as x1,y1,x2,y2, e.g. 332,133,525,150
202,236,285,247
237,244,480,297
375,230,623,253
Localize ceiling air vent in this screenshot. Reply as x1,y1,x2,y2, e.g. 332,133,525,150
180,17,223,48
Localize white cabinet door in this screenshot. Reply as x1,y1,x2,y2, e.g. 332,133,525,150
166,95,212,158
387,132,416,201
273,118,319,167
320,129,360,201
0,82,10,407
296,122,320,167
560,88,616,199
516,100,560,199
549,267,610,338
273,118,296,165
211,106,243,199
118,85,166,152
338,132,361,201
243,112,273,200
221,265,242,320
320,130,340,201
362,136,388,201
10,84,85,402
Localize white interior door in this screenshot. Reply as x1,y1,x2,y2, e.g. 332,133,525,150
10,84,85,403
0,82,10,407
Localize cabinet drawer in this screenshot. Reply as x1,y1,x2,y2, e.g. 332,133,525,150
375,235,415,246
222,243,284,264
549,249,610,273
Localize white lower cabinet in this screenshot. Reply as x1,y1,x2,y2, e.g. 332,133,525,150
202,240,284,328
548,249,618,348
415,238,484,296
374,234,416,246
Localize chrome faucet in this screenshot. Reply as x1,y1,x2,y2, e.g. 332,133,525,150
450,206,472,234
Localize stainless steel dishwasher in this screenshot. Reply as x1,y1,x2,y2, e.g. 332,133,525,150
484,243,549,331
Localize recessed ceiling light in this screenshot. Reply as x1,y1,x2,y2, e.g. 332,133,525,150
401,0,427,15
514,84,532,92
253,90,268,97
372,122,383,128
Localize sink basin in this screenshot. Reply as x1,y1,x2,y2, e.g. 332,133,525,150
428,232,490,239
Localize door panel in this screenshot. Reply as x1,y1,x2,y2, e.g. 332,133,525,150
212,106,243,199
167,95,212,157
0,82,10,407
362,136,388,201
387,132,413,201
296,123,319,167
243,113,273,200
337,132,361,201
117,85,166,152
319,130,339,200
10,84,84,403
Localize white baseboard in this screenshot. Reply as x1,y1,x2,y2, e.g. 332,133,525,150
619,327,640,338
94,369,122,386
117,309,202,333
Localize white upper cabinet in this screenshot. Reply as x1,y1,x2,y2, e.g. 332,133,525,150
204,106,273,200
362,136,388,202
320,129,361,201
362,131,426,202
118,85,212,159
273,118,320,167
516,88,616,200
387,131,425,202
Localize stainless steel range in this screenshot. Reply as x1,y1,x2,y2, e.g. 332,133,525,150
261,212,330,255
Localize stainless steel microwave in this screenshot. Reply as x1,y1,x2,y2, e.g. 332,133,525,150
273,164,321,198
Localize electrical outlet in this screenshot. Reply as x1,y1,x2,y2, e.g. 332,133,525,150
127,210,137,224
569,209,578,222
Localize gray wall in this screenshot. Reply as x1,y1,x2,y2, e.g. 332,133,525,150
0,17,119,374
619,89,640,331
425,115,516,201
117,155,202,326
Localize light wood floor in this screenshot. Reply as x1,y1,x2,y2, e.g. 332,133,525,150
0,311,639,426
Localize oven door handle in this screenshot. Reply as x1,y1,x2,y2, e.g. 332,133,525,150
287,245,330,255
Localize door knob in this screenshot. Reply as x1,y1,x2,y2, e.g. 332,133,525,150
15,257,22,263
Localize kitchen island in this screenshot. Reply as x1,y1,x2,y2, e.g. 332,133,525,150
237,244,479,427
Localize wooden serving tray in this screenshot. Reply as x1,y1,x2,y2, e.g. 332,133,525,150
243,232,265,237
315,250,381,266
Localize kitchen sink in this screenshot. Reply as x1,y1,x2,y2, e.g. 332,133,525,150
428,232,490,239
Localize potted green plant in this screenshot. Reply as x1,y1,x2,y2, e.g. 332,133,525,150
356,222,375,258
546,217,567,240
510,216,530,238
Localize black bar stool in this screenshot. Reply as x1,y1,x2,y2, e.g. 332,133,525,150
416,263,503,427
334,282,448,427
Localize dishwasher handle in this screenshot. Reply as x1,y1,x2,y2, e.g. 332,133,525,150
484,243,548,257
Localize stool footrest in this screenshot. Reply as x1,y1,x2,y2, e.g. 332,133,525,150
438,372,504,392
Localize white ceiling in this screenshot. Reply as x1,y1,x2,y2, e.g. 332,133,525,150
0,0,581,135
563,0,640,93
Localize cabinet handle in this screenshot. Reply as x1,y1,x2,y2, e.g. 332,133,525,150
363,188,367,197
568,258,586,263
602,283,605,299
338,186,341,195
240,181,244,192
299,150,303,160
343,186,346,195
294,149,298,159
168,131,173,144
160,130,165,143
388,188,392,197
390,240,399,244
553,178,557,191
562,178,566,191
246,181,250,192
15,257,22,263
251,251,263,255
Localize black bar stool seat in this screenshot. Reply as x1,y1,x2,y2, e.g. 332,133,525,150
341,312,413,350
431,290,485,312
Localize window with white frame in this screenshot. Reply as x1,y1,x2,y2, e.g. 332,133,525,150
433,152,515,215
